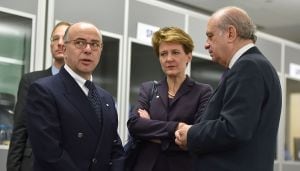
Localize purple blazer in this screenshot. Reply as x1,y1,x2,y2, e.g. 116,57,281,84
127,76,212,171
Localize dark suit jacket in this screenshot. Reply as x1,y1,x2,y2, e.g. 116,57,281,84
25,67,124,171
127,76,212,171
187,47,282,171
7,68,52,171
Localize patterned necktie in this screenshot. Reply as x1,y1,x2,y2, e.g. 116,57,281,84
85,80,102,123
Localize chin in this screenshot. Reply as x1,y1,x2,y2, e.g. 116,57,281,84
54,55,64,60
166,72,178,77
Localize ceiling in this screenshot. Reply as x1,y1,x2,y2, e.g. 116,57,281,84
160,0,300,44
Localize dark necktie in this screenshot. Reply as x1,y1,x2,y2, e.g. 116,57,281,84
218,68,229,86
85,80,102,123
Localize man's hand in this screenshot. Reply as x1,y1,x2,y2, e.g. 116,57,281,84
175,123,192,150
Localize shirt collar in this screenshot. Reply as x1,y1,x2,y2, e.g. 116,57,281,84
228,43,255,69
64,64,93,96
51,65,60,75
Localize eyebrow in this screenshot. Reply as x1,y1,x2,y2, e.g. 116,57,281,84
74,38,100,42
206,32,213,36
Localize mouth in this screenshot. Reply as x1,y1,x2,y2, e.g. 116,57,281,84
166,65,176,69
56,50,64,54
80,59,93,65
208,51,213,57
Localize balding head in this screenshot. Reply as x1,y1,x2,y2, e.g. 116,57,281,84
64,22,102,44
211,6,257,43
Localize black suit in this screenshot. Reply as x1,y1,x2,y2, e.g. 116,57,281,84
7,68,52,171
26,67,124,171
187,46,282,171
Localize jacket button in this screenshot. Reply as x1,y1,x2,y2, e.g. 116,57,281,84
92,158,97,163
77,132,84,138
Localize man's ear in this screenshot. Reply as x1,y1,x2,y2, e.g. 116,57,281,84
227,25,237,42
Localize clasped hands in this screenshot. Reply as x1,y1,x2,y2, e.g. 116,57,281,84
138,109,192,149
175,122,192,150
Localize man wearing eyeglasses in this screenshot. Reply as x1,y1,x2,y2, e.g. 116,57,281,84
25,22,124,171
7,21,71,171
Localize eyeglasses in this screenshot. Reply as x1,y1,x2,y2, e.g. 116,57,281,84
64,39,102,51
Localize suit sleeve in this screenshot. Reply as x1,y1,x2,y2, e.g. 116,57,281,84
128,81,213,144
109,98,125,171
110,133,125,171
194,85,213,123
26,82,80,171
128,82,178,141
187,60,265,154
7,75,30,171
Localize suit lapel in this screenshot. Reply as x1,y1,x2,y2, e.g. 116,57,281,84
157,77,194,109
208,47,260,102
59,68,100,134
172,77,193,103
156,80,168,109
208,68,230,104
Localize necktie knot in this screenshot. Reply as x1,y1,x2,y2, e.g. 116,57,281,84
85,80,94,91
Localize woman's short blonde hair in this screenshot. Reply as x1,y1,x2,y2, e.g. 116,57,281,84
151,26,194,57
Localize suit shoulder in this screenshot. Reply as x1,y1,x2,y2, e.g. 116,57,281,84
189,78,213,91
195,81,212,89
141,80,157,87
22,69,52,82
141,80,161,89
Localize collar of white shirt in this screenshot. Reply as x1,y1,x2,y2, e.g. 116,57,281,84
228,43,255,69
64,64,93,96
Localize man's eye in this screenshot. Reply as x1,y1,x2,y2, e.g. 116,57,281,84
75,40,85,46
51,37,60,42
91,42,100,47
207,34,213,39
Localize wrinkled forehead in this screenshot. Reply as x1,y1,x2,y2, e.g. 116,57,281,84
206,17,219,32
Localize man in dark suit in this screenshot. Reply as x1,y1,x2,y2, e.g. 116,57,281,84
25,22,124,171
175,6,282,171
7,21,71,171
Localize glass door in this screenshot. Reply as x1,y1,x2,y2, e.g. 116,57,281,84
0,10,33,146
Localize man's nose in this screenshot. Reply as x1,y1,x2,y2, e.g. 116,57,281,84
204,42,210,50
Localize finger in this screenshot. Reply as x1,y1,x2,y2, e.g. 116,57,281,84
175,130,180,138
175,137,183,146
